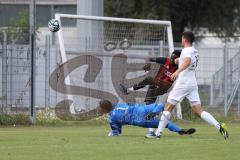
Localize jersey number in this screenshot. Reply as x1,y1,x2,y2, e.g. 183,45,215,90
190,55,199,70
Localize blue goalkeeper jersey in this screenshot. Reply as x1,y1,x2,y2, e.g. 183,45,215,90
109,103,164,128
108,103,182,136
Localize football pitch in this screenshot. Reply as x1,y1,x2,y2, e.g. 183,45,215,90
0,123,239,160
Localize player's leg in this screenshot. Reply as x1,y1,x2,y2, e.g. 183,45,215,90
145,120,196,138
188,87,229,139
144,85,158,104
166,121,196,135
192,105,220,129
132,77,157,90
119,77,156,94
154,87,188,138
192,106,229,139
145,85,169,103
154,102,175,137
165,121,182,132
144,81,171,136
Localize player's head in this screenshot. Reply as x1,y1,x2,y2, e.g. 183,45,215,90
182,31,195,46
170,50,181,63
99,100,114,114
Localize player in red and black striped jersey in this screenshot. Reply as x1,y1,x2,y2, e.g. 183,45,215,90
119,50,181,104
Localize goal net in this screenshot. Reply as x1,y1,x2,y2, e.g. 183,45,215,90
51,14,180,120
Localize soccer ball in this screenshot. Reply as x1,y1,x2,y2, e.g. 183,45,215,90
48,19,60,32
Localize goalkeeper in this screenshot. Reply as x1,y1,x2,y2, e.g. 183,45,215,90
119,50,181,104
98,100,195,137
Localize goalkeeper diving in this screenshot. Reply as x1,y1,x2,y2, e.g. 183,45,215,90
98,100,196,137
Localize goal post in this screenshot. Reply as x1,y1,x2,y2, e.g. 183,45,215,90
54,13,182,119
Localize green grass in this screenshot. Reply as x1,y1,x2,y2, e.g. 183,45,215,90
0,123,239,160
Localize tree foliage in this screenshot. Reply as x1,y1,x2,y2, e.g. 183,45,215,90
104,0,240,42
7,11,30,44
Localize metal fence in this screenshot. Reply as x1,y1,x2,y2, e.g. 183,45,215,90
210,46,240,115
0,32,59,114
197,45,240,115
1,31,240,118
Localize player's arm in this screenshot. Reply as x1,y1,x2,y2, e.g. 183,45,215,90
143,57,167,71
176,57,191,73
171,57,191,81
108,122,122,137
145,103,165,120
149,57,167,65
108,108,123,137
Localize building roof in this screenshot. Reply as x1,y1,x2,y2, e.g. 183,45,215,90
0,0,77,5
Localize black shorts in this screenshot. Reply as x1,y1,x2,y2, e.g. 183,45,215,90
144,79,172,104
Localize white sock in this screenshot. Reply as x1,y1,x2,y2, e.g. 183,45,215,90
155,111,171,136
148,128,154,132
128,87,134,91
200,111,220,130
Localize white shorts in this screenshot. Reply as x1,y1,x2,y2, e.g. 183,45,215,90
167,85,201,106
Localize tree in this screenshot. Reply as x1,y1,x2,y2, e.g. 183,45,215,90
1,11,30,44
104,0,240,42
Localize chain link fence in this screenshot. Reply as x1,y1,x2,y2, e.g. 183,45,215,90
0,32,59,115
1,31,240,119
198,46,240,116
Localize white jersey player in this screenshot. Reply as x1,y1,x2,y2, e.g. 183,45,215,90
145,31,229,140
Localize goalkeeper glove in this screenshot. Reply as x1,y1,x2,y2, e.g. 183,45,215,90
145,112,158,120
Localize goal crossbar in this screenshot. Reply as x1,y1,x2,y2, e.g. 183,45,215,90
55,14,172,25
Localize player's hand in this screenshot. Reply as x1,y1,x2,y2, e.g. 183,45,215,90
143,63,151,71
145,112,157,120
170,72,179,81
174,58,179,64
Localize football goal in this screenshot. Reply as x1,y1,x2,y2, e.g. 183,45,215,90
53,13,182,120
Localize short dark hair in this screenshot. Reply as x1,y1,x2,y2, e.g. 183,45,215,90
182,31,195,43
172,50,181,57
99,100,113,113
